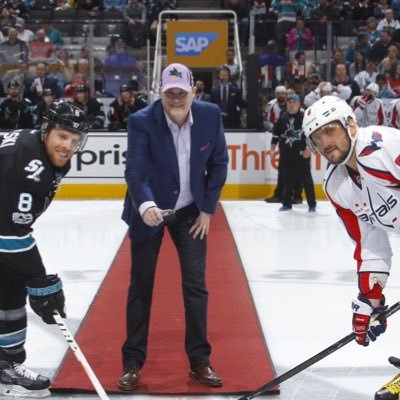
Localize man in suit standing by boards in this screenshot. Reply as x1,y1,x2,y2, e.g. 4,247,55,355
119,63,229,391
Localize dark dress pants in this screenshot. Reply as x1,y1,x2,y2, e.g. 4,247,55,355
122,205,211,369
282,157,316,208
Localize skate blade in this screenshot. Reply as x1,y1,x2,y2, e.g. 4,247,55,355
0,384,50,398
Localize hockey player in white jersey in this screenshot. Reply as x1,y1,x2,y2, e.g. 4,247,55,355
303,95,400,400
351,82,385,127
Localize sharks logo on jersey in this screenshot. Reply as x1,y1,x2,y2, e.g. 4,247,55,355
282,117,302,147
359,131,383,157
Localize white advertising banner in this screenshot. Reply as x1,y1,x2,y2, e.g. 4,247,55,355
63,131,328,184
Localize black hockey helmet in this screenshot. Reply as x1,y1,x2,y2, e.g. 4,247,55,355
42,99,90,150
74,83,90,93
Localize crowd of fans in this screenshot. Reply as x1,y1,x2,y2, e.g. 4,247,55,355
3,0,400,132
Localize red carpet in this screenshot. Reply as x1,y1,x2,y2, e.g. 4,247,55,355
52,204,278,395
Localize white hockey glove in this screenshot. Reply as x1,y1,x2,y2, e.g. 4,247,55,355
352,293,387,346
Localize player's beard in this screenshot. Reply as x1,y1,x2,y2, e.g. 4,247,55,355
323,134,352,165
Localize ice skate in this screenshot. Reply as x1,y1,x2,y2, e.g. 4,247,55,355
375,357,400,400
0,361,50,398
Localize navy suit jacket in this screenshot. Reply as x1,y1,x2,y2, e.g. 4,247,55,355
122,99,229,242
210,83,245,129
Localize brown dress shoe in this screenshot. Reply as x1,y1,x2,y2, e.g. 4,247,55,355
189,365,223,387
118,367,141,391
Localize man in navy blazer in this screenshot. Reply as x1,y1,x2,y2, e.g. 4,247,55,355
210,65,246,129
119,63,228,391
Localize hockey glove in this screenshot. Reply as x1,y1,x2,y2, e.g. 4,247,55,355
26,274,66,324
352,293,387,346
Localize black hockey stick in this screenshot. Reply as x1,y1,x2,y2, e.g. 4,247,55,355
238,300,400,400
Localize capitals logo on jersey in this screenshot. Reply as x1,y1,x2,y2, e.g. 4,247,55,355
359,131,383,157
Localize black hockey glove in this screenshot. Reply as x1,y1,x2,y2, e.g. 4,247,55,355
26,274,66,324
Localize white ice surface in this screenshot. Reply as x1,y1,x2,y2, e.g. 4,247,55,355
17,200,400,400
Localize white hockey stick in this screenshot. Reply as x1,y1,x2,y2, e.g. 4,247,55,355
53,311,110,400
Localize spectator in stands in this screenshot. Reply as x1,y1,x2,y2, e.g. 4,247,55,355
271,0,301,56
149,0,175,40
258,39,286,90
270,93,316,212
369,27,393,64
304,72,321,95
108,83,143,130
2,59,32,89
41,21,64,50
48,58,70,93
225,0,249,47
352,0,374,25
378,43,399,74
392,0,400,20
210,65,245,129
351,82,385,126
57,47,74,76
344,31,371,66
348,50,367,79
28,29,56,62
54,0,73,10
331,63,361,101
23,0,36,8
288,50,315,95
251,0,267,15
73,83,105,129
375,0,390,20
123,0,147,48
103,38,141,97
194,80,210,102
366,16,380,45
15,17,33,43
354,58,378,93
6,0,30,20
64,56,105,97
377,9,400,33
287,17,314,52
311,0,339,50
386,61,400,95
24,62,61,104
0,79,33,129
0,27,28,69
304,80,336,107
34,87,56,128
320,48,344,81
81,45,103,75
0,6,16,36
223,48,241,87
104,0,126,11
75,0,101,10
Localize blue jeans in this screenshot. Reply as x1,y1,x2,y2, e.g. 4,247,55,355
122,203,211,369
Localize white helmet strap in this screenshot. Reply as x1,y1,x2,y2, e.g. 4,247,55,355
340,124,358,165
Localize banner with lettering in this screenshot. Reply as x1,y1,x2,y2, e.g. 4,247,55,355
166,20,228,68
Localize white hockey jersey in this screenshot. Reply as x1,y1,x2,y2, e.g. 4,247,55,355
323,125,400,277
351,96,385,127
264,98,285,131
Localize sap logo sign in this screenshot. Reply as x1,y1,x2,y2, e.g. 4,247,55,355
175,33,218,56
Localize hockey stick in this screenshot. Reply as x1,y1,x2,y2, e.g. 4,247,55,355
53,311,110,400
238,300,400,400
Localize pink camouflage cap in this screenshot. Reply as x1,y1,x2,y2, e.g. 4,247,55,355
161,63,193,93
